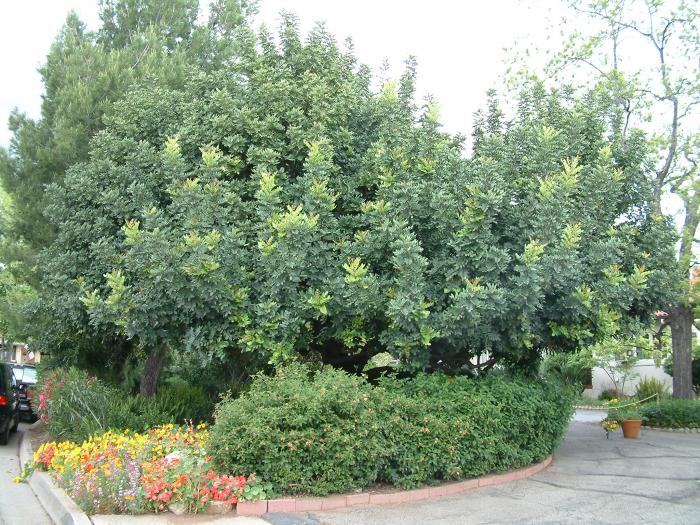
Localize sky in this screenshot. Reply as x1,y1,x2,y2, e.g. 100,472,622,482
0,0,690,228
0,0,563,148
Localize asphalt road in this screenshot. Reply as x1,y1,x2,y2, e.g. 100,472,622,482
267,420,700,525
0,422,51,525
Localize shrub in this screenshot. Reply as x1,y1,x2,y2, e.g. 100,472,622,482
154,382,213,425
616,407,643,421
103,394,173,433
640,400,700,428
635,377,667,401
376,374,574,487
38,368,214,442
599,388,619,401
208,365,575,496
540,352,591,392
38,368,115,442
208,365,386,496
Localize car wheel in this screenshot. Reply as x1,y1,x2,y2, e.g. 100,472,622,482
0,423,9,445
11,416,19,433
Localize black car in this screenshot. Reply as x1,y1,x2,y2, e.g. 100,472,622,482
0,363,20,445
10,365,37,422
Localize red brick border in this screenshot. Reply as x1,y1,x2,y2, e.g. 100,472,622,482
237,455,553,516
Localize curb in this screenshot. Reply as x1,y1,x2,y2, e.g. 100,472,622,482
642,426,700,433
237,455,554,516
19,428,93,525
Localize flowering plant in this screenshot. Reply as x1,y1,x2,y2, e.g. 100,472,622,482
18,423,269,514
601,417,619,437
36,369,64,426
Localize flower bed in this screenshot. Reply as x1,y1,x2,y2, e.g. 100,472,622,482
18,423,270,514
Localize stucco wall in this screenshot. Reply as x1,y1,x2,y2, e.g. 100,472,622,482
582,358,673,399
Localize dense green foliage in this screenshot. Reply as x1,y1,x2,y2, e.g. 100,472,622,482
0,0,258,387
0,0,257,277
610,407,643,422
208,365,575,496
545,0,699,398
152,381,214,424
640,400,700,429
209,365,385,495
540,352,591,392
36,14,677,383
635,377,668,401
599,388,620,401
39,368,213,442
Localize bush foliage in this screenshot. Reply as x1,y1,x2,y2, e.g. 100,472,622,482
641,400,700,429
635,377,668,401
208,364,575,496
540,352,591,392
38,368,213,442
33,14,677,390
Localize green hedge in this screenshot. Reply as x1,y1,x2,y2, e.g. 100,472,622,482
208,364,575,496
641,400,700,429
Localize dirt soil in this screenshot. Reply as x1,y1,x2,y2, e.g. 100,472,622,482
27,421,50,450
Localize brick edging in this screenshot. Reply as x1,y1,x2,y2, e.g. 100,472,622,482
237,455,553,516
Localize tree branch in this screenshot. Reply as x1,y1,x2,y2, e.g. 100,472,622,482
656,97,679,187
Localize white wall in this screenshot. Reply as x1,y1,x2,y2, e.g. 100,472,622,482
582,359,673,399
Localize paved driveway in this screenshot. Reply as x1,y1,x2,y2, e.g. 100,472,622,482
267,421,700,525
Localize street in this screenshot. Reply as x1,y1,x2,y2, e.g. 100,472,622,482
0,423,51,525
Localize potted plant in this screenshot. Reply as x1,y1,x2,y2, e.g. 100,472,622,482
601,415,619,439
618,408,643,439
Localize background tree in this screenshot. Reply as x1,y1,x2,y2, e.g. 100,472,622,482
530,0,699,398
0,0,256,386
40,15,677,394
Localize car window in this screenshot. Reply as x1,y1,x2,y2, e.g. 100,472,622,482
21,367,37,383
12,367,37,384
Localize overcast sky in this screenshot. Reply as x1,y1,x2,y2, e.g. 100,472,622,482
0,0,564,148
0,1,693,251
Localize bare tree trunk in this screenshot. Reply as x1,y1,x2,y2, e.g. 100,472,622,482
140,344,167,397
668,305,694,399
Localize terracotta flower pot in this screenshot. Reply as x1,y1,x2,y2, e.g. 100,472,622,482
621,419,642,439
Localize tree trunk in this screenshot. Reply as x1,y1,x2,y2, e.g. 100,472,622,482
668,304,694,399
140,344,167,397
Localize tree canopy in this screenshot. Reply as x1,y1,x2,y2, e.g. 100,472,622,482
526,0,700,397
34,14,677,393
0,0,257,288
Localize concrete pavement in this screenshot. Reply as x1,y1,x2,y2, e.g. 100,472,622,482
267,421,700,525
0,422,51,525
